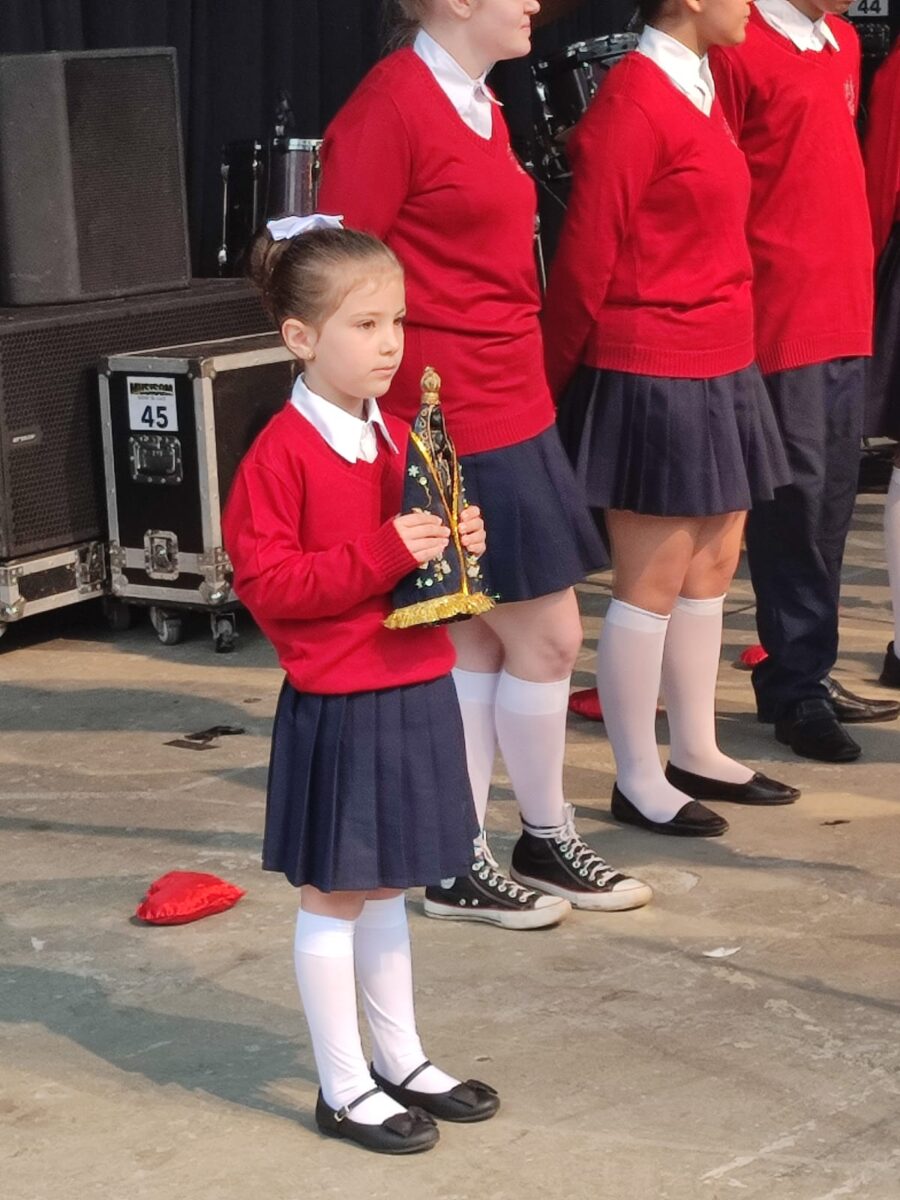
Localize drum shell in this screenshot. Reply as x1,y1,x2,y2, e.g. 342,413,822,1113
267,138,322,219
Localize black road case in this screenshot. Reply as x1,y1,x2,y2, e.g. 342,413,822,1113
99,332,296,651
0,541,106,641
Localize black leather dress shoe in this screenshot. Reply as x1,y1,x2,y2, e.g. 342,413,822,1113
879,641,900,688
315,1087,438,1154
611,784,728,837
665,762,799,805
371,1062,500,1123
774,698,861,762
824,676,900,723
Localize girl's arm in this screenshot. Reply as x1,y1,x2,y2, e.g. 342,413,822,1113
223,461,419,622
541,90,659,400
318,87,413,238
865,48,900,261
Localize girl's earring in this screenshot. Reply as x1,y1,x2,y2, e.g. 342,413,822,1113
307,350,316,362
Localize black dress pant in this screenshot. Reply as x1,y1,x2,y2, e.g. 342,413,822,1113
745,358,865,722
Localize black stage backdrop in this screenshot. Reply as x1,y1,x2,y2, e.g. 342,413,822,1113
0,0,636,275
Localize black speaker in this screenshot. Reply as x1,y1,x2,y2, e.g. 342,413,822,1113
0,47,190,306
0,280,272,559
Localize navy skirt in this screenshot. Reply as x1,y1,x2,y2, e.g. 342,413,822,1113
559,365,792,517
865,222,900,440
459,426,609,603
264,675,479,891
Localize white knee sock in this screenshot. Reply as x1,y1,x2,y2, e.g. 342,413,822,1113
596,599,691,822
293,909,403,1124
885,468,900,649
494,671,570,834
662,595,753,784
355,896,458,1095
451,668,500,834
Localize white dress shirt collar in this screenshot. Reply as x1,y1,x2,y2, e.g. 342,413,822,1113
637,24,716,116
755,0,841,53
413,27,501,139
290,374,398,464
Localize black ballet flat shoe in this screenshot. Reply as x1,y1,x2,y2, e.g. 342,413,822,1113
371,1062,500,1124
611,784,728,837
823,675,900,723
774,698,861,763
314,1087,439,1154
664,762,799,806
879,642,900,689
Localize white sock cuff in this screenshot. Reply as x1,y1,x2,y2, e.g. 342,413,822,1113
452,667,501,704
355,895,407,931
605,598,670,633
672,594,726,618
295,909,356,958
495,670,571,716
890,467,900,494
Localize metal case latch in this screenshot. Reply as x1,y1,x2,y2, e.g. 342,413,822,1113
144,531,180,580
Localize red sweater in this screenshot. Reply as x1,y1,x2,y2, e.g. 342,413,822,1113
222,405,455,695
318,49,554,457
542,52,755,395
865,39,900,260
711,10,873,374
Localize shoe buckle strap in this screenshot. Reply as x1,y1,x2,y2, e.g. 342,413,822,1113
336,1085,383,1122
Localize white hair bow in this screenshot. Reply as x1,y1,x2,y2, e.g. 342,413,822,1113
266,213,345,241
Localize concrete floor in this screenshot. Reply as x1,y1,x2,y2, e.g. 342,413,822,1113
2,494,900,1200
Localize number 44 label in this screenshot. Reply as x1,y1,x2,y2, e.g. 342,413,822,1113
127,376,179,433
850,0,889,15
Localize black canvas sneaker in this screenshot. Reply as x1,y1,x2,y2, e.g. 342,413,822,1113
510,804,653,911
424,842,570,930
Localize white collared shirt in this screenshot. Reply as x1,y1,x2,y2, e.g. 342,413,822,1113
413,28,501,139
755,0,840,53
637,24,716,115
290,374,398,464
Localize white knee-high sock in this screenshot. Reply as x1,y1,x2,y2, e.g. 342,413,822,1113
294,909,403,1124
662,595,753,784
355,896,458,1095
451,668,500,834
494,671,570,834
596,599,691,822
885,468,900,649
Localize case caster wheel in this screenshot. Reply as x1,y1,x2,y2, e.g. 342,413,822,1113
150,606,184,646
103,597,133,632
212,613,237,654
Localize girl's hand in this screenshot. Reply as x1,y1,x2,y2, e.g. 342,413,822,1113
458,505,486,559
393,512,451,565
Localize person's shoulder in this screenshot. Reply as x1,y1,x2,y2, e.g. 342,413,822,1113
241,403,306,472
826,13,860,54
383,410,412,447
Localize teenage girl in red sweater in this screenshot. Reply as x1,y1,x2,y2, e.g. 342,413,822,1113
864,37,900,687
224,217,498,1155
318,0,652,926
543,0,798,837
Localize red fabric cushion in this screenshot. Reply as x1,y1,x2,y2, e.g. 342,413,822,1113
135,871,245,925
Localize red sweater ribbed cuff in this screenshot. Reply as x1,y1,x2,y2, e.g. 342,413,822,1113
363,519,420,584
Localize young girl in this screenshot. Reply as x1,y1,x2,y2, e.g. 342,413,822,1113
864,36,900,687
542,0,799,835
222,216,499,1155
317,0,652,928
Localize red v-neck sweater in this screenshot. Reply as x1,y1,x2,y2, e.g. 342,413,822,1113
318,48,554,457
865,40,900,259
222,404,454,695
710,10,873,374
542,52,755,396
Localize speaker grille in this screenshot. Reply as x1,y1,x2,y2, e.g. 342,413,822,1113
0,283,271,559
66,53,189,295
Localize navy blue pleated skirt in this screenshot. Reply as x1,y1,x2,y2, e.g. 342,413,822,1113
459,426,609,603
866,222,900,440
264,675,479,891
558,365,792,517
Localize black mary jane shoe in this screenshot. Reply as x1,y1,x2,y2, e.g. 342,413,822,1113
315,1087,438,1154
823,675,900,723
611,784,728,837
371,1062,500,1124
665,762,799,806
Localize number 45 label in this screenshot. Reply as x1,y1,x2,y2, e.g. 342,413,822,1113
850,0,889,15
127,376,179,433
